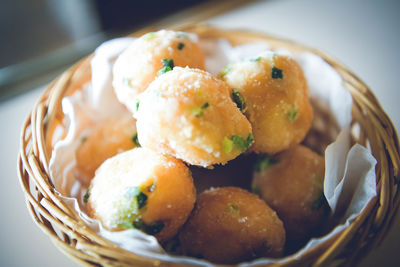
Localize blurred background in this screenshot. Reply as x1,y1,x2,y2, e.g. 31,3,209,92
0,0,247,100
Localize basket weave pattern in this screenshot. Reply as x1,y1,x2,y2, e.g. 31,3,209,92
18,24,400,266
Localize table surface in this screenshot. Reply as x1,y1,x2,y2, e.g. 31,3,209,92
1,0,399,266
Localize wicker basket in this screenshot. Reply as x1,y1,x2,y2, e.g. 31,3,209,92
18,24,400,266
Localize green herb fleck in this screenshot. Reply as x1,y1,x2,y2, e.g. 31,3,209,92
118,221,135,229
201,102,210,109
157,58,174,76
311,193,326,210
218,64,232,78
132,133,141,147
271,66,283,79
251,184,261,195
250,56,262,62
124,187,147,209
254,155,278,172
227,202,240,215
193,102,210,118
232,133,254,152
135,100,140,112
143,32,156,40
83,188,90,203
232,135,246,151
288,106,298,122
136,192,148,209
162,58,174,68
117,187,142,229
134,219,164,235
232,90,247,113
195,87,206,98
177,42,185,50
223,136,233,154
81,136,88,143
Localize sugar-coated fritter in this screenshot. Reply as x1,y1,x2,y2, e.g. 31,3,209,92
221,52,313,154
113,30,205,113
75,115,138,187
87,147,196,243
252,145,329,243
179,187,285,264
136,67,253,167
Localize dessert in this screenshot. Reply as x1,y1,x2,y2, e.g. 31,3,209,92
113,30,205,113
136,67,253,167
75,115,138,187
252,145,328,244
86,147,196,243
179,186,285,264
221,52,313,154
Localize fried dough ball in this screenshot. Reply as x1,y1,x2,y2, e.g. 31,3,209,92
221,52,313,154
113,30,205,113
179,187,285,264
75,115,138,187
86,147,196,243
136,67,253,167
252,145,329,244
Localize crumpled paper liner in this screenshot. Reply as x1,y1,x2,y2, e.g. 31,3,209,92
48,33,377,266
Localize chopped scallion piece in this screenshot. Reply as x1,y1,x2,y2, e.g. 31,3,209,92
218,64,232,78
195,87,206,98
223,136,233,154
136,192,148,209
232,133,254,152
232,90,247,113
254,155,278,172
157,58,174,76
177,42,185,50
118,221,134,229
143,32,156,40
132,133,141,147
135,100,140,112
288,106,298,122
227,202,240,215
123,186,147,209
193,102,210,118
83,188,90,203
272,66,283,79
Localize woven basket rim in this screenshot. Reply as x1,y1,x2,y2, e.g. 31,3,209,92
18,23,400,267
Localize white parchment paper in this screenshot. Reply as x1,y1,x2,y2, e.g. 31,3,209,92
48,34,377,266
